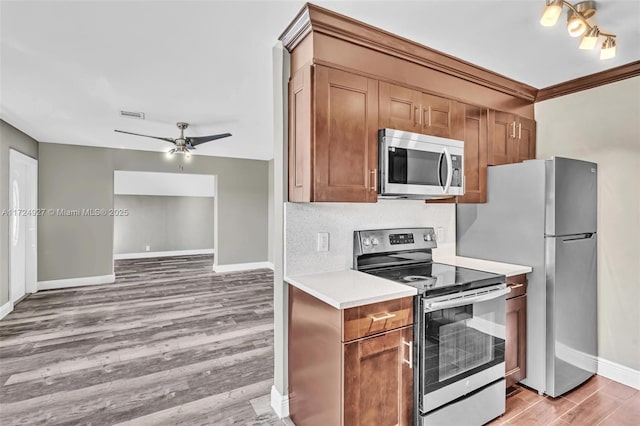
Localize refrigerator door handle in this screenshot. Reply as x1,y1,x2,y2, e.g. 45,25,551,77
561,233,595,242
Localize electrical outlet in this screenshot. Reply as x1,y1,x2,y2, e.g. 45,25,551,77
317,232,330,252
436,227,444,242
145,245,151,252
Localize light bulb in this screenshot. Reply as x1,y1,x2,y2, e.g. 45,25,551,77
600,37,616,60
567,15,587,37
540,0,563,27
579,26,600,50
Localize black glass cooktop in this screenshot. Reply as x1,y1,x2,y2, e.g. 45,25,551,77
364,262,505,296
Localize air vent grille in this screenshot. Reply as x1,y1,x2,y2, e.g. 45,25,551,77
120,110,145,120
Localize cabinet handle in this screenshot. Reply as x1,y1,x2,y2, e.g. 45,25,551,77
370,312,395,322
415,105,422,125
509,283,524,289
369,169,377,192
511,121,517,139
518,122,522,140
402,339,413,369
428,106,432,127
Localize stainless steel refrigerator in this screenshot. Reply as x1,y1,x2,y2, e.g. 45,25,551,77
457,157,597,397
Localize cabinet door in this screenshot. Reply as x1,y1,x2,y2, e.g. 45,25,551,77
344,326,413,426
315,65,378,202
456,104,488,203
516,117,536,162
288,65,312,202
379,82,421,132
505,294,527,388
419,94,464,139
488,110,514,166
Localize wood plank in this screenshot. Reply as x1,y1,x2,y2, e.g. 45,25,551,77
0,255,281,425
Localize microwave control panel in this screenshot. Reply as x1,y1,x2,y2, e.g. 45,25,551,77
451,155,462,187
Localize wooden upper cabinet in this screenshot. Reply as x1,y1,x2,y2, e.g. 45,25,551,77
315,65,379,202
456,105,488,203
489,111,536,166
344,326,413,426
488,110,513,166
516,116,536,163
288,65,313,202
288,64,379,203
379,82,463,139
378,82,421,132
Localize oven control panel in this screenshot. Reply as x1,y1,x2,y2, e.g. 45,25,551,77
354,227,438,256
390,233,414,245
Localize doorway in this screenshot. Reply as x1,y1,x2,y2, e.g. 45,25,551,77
9,149,38,304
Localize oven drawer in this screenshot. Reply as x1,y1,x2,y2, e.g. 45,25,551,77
342,296,414,341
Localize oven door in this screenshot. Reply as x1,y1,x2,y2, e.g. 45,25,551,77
419,284,510,413
380,132,464,197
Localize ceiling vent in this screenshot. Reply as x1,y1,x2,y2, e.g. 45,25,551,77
120,110,145,120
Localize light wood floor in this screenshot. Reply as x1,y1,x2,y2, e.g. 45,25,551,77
0,255,282,425
487,375,639,425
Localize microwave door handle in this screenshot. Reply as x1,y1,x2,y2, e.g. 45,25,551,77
442,148,453,194
437,150,444,188
424,287,511,312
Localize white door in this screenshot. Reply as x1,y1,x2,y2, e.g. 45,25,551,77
9,150,38,304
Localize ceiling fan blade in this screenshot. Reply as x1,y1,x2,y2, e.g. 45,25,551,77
186,133,232,146
114,130,175,144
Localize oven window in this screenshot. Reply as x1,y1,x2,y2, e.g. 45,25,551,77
422,304,505,395
388,147,446,186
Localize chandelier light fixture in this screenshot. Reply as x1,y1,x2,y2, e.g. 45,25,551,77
540,0,617,60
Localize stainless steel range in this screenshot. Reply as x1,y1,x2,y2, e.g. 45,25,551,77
354,227,509,425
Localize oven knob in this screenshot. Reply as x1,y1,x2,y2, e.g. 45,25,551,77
363,238,371,246
371,237,379,246
424,234,432,241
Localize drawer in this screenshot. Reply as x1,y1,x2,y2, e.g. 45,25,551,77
507,274,528,299
342,296,413,342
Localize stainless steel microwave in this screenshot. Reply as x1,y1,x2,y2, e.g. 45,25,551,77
378,128,465,199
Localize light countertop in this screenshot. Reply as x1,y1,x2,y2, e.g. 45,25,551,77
285,270,417,310
432,255,532,277
286,257,531,310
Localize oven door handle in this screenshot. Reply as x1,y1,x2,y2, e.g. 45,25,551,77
424,287,511,312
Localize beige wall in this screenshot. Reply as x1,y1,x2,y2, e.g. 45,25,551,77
113,195,215,254
0,120,38,305
38,143,269,281
535,76,640,371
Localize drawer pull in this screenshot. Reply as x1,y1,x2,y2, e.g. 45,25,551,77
509,283,524,289
370,312,396,322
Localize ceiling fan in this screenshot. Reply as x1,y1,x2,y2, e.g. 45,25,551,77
114,122,231,158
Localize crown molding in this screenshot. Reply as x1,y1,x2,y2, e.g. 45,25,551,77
536,61,640,102
279,3,538,102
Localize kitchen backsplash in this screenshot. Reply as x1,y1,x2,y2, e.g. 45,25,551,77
285,200,456,276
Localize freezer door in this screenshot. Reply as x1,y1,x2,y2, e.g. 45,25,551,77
546,157,597,236
545,233,597,397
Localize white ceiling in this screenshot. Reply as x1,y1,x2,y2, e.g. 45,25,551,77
2,1,639,161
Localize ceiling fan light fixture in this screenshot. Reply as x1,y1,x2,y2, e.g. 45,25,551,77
540,0,563,27
600,36,616,60
579,26,600,49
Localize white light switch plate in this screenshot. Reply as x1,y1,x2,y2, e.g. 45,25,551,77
317,232,330,252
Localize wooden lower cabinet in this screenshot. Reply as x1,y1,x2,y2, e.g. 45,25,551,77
505,275,528,388
288,285,414,426
344,326,413,426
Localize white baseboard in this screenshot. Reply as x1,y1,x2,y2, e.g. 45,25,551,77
0,301,14,320
114,249,215,260
598,357,640,390
38,274,116,291
270,385,290,419
213,261,274,273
